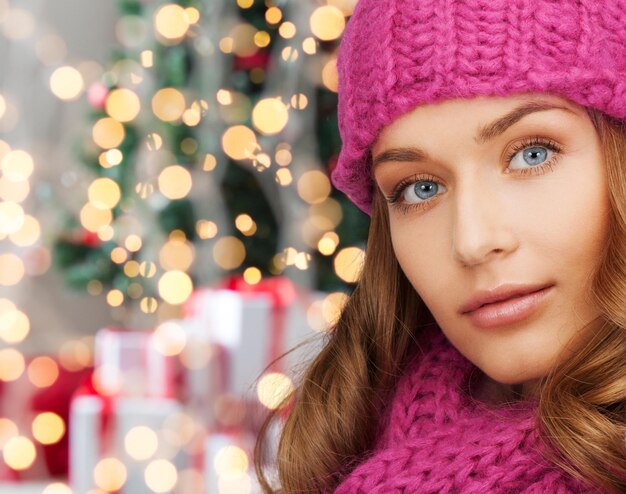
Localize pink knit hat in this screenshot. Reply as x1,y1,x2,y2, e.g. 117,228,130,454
331,0,626,215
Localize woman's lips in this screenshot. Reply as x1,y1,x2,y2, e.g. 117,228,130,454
463,285,554,329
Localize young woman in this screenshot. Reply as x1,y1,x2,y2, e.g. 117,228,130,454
256,0,626,492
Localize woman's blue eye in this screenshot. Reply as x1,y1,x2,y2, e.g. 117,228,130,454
510,146,553,169
402,180,443,203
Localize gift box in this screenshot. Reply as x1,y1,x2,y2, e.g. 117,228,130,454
0,353,91,482
69,328,187,494
184,276,325,401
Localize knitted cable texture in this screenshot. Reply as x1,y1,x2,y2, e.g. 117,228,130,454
333,328,604,493
331,0,626,214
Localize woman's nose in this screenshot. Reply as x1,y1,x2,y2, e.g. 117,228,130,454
451,175,518,267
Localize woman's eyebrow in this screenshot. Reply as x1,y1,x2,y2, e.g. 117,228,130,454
372,101,577,169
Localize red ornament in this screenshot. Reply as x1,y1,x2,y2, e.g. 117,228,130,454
234,50,271,71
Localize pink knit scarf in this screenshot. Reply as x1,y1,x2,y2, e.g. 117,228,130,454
334,328,603,493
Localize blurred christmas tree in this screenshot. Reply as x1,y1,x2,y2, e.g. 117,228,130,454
52,0,368,324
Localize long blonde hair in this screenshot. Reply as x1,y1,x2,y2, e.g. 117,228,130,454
255,109,626,493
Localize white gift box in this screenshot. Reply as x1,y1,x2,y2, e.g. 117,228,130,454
70,328,186,494
184,281,326,401
70,395,184,494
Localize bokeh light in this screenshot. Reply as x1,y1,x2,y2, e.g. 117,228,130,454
158,271,193,305
310,6,346,41
32,412,65,445
222,125,258,160
158,165,192,200
106,88,141,122
49,66,84,101
257,372,294,409
154,4,190,42
3,436,36,470
1,149,34,181
145,459,178,493
125,426,158,460
94,457,127,492
152,88,186,122
92,117,126,149
334,247,365,283
28,356,60,388
252,98,289,135
213,236,246,270
153,320,187,356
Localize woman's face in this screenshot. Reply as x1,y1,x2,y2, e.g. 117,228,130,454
372,93,610,392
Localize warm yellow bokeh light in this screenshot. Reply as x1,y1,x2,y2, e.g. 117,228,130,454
0,201,25,234
275,168,293,186
184,7,200,24
9,215,41,247
32,412,65,445
58,340,92,372
125,426,158,460
243,267,262,285
0,348,26,381
94,457,127,492
42,483,72,494
125,234,142,252
0,177,30,203
80,203,113,233
252,98,289,136
213,236,246,270
88,177,121,210
106,289,124,307
152,88,186,122
145,459,178,493
222,125,258,160
158,165,192,200
322,291,350,326
290,93,308,110
141,49,154,67
257,372,294,409
302,37,317,55
159,238,194,271
3,436,36,470
254,31,271,48
334,247,365,283
140,296,158,314
318,232,340,256
0,308,30,343
92,117,126,149
196,220,218,239
202,154,217,171
0,254,25,286
322,58,339,92
106,88,141,122
0,418,18,450
214,446,249,476
1,150,34,182
154,4,189,41
238,0,254,8
310,6,346,41
281,46,299,62
279,21,296,39
158,270,193,305
297,170,331,204
139,261,157,278
265,6,282,24
153,321,187,356
110,247,128,264
235,214,255,234
28,356,59,388
49,66,84,101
